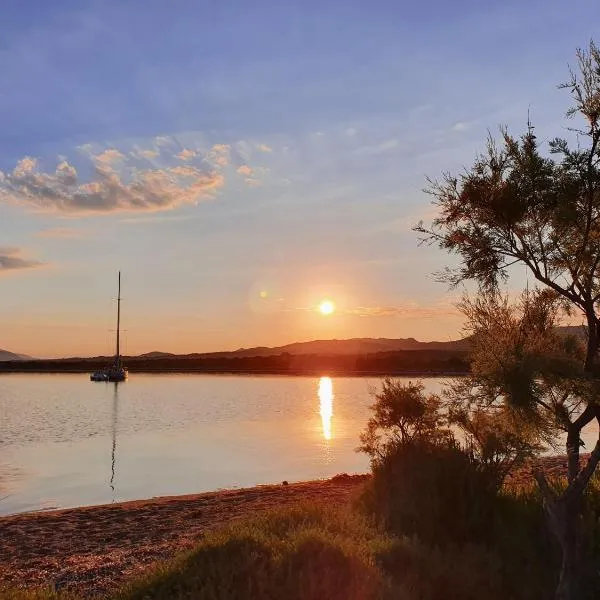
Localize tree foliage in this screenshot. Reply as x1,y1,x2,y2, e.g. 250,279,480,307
415,41,600,600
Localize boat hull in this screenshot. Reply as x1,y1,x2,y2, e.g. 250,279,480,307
90,368,128,382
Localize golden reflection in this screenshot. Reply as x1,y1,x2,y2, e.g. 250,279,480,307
318,376,334,440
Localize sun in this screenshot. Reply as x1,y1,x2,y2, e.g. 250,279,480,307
319,300,335,315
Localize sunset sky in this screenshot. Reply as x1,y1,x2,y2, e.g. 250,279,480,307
0,0,597,357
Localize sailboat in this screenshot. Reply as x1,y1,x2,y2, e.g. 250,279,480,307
90,272,128,382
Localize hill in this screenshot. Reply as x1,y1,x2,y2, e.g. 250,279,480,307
0,349,31,361
148,337,471,360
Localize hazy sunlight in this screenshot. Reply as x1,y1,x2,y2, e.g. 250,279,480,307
319,300,335,315
318,376,334,440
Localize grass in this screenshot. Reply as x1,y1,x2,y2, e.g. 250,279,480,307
4,474,600,599
115,503,393,600
0,501,529,600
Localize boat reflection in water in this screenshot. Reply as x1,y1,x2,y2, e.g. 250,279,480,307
110,383,120,500
318,376,334,441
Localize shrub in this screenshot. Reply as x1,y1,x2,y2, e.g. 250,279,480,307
115,504,394,600
361,437,500,546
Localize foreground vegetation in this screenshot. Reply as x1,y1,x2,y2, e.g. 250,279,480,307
4,468,600,600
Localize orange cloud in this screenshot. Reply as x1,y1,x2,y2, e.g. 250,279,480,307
177,148,197,161
0,157,224,215
206,144,231,167
136,149,159,160
236,165,253,176
345,302,459,318
94,148,125,165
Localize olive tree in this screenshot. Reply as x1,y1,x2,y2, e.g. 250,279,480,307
416,41,600,600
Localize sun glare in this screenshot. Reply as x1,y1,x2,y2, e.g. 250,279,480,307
318,376,334,440
319,300,335,315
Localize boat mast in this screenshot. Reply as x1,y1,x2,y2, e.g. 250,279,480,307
115,271,121,368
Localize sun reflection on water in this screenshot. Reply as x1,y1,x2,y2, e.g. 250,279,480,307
318,376,334,440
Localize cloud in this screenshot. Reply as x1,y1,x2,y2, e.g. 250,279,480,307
206,144,231,167
0,247,44,273
135,149,159,160
451,121,469,132
154,136,174,147
94,148,125,165
354,139,399,156
345,302,459,318
0,156,224,215
257,143,272,153
236,165,253,176
245,178,262,187
177,148,197,161
36,227,86,239
345,127,357,136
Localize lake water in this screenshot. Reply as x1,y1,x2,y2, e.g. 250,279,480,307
0,373,449,515
3,373,596,517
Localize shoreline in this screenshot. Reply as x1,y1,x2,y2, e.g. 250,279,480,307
1,455,576,596
0,368,468,377
0,475,368,597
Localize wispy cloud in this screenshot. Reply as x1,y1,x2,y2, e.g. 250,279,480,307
451,121,470,132
354,139,399,156
0,156,224,215
36,227,86,239
257,143,272,153
346,302,459,318
134,149,159,160
0,247,45,273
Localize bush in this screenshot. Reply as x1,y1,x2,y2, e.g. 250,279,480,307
115,504,394,600
378,538,505,600
361,437,500,546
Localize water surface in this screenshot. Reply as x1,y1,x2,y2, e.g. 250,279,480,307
0,373,449,515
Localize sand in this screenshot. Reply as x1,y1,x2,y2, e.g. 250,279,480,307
0,474,368,597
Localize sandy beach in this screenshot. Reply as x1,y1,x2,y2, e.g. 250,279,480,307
0,474,368,597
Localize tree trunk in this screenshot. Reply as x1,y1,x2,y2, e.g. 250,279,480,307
547,495,582,600
536,436,600,600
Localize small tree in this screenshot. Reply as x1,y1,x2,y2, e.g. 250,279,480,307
416,41,600,600
358,379,447,459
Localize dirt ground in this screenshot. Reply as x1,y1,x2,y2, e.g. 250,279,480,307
0,474,368,597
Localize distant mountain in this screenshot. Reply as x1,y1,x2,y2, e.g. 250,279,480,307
0,349,31,361
138,351,177,358
141,337,472,360
137,327,587,361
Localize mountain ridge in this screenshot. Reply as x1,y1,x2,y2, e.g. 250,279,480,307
0,349,32,361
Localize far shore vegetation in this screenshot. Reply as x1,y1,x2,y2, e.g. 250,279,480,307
4,40,600,600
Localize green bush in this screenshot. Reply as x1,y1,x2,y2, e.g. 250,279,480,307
115,504,394,600
361,438,499,546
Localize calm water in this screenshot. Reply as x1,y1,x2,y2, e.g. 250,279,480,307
0,373,449,515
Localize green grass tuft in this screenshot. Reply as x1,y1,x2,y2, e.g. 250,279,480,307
115,503,394,600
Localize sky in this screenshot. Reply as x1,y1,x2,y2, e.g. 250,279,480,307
0,0,598,358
